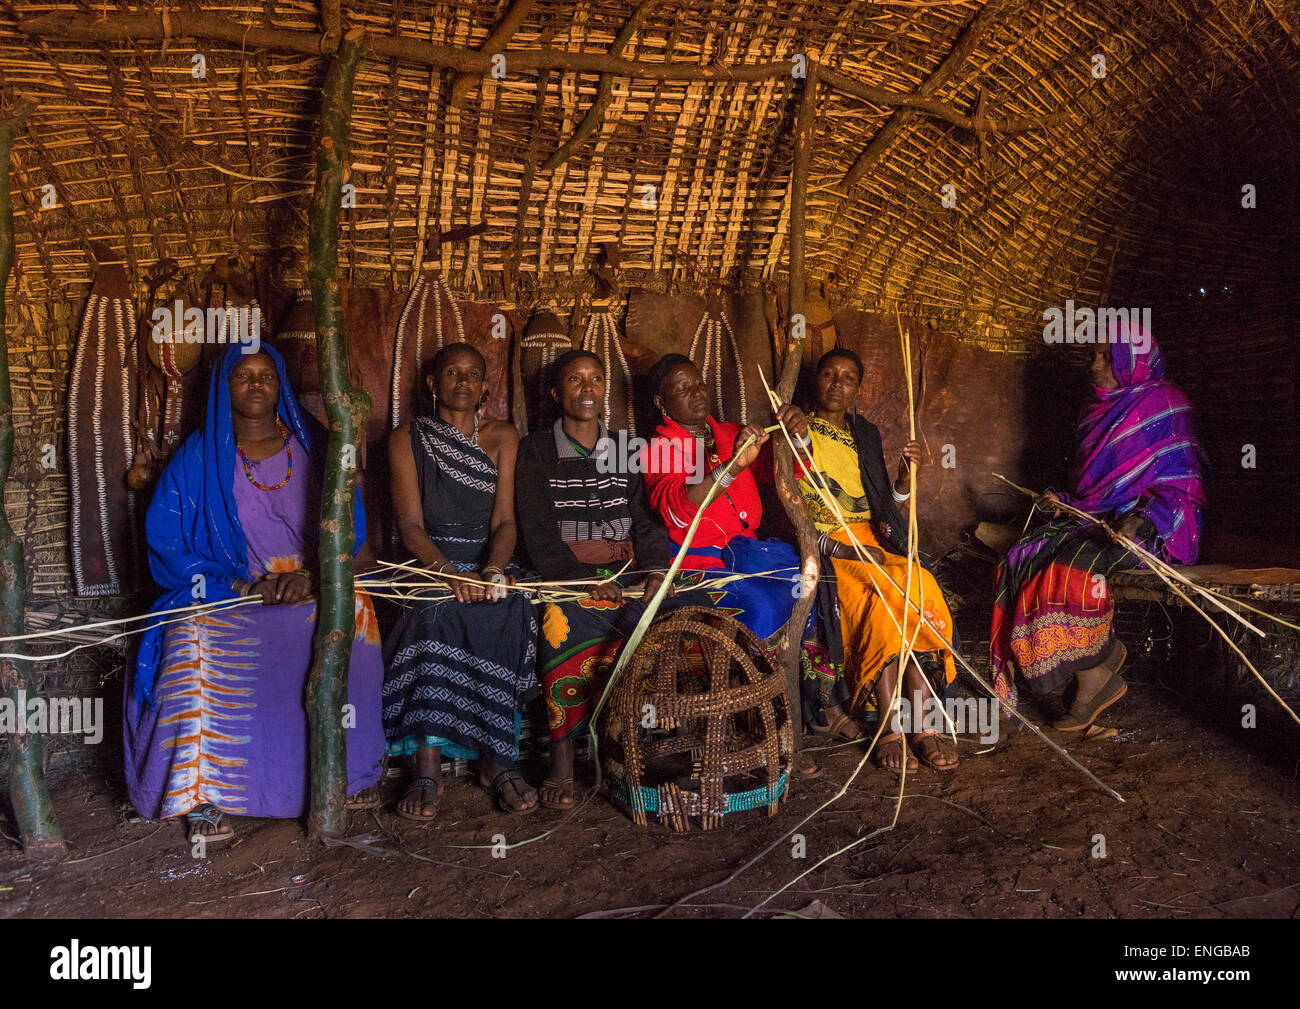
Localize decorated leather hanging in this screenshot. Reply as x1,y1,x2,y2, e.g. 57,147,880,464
580,305,635,433
688,296,748,425
804,291,840,362
390,226,487,429
579,244,635,433
68,244,141,597
389,266,465,429
144,315,203,458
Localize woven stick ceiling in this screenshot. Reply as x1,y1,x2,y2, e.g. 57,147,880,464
3,0,1298,350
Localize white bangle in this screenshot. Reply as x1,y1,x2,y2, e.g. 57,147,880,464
794,430,812,449
892,486,911,503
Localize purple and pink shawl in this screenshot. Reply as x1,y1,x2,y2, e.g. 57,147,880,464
1058,320,1205,564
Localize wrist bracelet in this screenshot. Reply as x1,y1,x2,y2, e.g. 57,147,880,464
711,464,734,489
892,485,911,503
482,565,504,578
794,430,812,449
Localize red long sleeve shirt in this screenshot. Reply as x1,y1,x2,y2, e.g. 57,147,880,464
642,415,765,570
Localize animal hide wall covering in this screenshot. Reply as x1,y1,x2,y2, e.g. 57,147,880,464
829,310,1028,558
623,289,776,434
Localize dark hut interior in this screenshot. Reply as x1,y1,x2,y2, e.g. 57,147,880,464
0,0,1297,921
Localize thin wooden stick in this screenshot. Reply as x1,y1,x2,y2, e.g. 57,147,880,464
757,368,1123,800
993,474,1300,728
992,474,1267,638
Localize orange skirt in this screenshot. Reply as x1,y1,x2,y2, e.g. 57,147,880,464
827,522,958,713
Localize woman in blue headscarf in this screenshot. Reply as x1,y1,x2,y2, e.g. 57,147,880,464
124,344,385,842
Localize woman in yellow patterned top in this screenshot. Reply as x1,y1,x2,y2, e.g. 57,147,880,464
798,349,959,772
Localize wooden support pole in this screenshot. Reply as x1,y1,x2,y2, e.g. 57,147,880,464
0,99,65,860
305,34,370,841
320,0,342,54
773,67,819,741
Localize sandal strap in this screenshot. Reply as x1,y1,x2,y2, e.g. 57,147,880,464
404,777,441,798
491,768,526,794
186,803,223,826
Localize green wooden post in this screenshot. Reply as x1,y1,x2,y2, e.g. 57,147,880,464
305,36,370,840
0,99,65,858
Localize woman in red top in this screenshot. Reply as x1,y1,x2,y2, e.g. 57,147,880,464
643,354,852,739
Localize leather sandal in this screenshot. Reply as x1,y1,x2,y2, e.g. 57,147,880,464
809,712,865,742
870,732,918,772
538,776,575,810
395,776,442,822
482,768,537,815
911,731,959,771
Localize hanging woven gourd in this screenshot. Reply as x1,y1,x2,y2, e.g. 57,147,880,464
269,292,324,422
803,291,839,362
390,266,465,429
520,306,572,427
688,298,748,425
580,300,636,434
144,312,203,459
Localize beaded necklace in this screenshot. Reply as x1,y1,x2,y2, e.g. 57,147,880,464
683,422,720,467
237,418,292,492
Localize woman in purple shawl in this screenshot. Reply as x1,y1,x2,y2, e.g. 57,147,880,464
991,321,1205,730
124,345,385,843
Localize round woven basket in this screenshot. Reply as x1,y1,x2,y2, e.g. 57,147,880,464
602,606,794,830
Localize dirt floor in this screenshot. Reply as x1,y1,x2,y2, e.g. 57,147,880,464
2,672,1298,920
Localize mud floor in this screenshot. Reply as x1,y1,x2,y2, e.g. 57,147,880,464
2,680,1298,919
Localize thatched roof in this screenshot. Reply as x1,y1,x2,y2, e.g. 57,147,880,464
2,0,1297,353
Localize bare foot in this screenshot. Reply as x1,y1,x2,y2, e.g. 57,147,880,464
346,785,380,809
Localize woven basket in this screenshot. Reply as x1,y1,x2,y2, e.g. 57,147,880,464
602,606,794,830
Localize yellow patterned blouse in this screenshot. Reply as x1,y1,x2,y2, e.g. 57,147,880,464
799,417,873,532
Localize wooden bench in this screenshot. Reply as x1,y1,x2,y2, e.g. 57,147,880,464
1109,565,1300,607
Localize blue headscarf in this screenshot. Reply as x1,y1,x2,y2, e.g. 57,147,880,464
132,343,367,706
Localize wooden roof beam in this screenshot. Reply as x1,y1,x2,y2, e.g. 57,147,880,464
22,10,1069,132
841,0,1011,191
449,0,538,107
18,10,789,78
541,0,656,172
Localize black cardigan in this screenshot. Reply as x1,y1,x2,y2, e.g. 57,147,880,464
842,413,911,558
514,420,670,582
